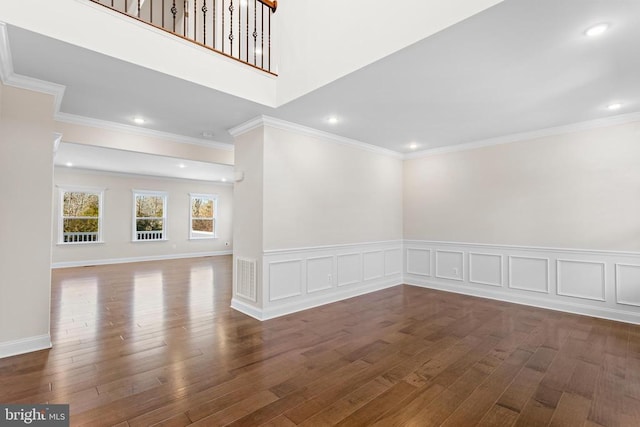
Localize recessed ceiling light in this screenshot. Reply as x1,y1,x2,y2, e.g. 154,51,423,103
65,162,73,167
607,103,622,111
201,131,215,138
221,178,227,182
178,163,186,169
585,23,609,37
409,142,418,150
327,116,339,125
133,117,145,125
255,48,263,56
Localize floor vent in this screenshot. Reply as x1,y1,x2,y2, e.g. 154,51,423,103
236,257,257,302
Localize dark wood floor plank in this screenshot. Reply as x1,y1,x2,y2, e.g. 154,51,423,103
0,256,639,426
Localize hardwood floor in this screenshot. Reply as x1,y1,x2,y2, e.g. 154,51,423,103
1,255,639,426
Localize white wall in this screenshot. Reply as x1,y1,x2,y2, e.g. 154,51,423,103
403,121,640,324
53,168,233,267
404,121,640,251
232,127,265,311
263,125,403,250
0,83,54,357
231,120,404,320
276,0,504,104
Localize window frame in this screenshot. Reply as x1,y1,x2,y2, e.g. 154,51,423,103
57,186,105,245
132,190,168,242
189,193,218,240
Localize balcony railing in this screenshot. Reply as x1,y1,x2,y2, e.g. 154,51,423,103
89,0,277,74
136,230,164,240
63,232,100,243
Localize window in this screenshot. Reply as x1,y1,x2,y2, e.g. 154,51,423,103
190,193,217,239
58,187,104,244
133,191,167,241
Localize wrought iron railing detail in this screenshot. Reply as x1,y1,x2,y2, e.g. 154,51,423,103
89,0,276,74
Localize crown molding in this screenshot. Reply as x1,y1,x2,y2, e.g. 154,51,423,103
1,21,233,153
0,22,66,111
229,115,403,159
404,111,640,160
55,112,234,151
0,22,13,83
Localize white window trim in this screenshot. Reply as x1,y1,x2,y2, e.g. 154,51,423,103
189,193,218,240
57,186,105,245
132,189,168,242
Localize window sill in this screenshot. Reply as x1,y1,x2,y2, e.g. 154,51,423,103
132,238,169,243
189,236,218,240
57,241,104,246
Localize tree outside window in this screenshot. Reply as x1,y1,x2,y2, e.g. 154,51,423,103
133,191,167,241
59,188,103,244
190,194,217,239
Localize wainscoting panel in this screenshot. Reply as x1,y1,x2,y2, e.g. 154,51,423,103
436,250,464,281
363,251,384,281
406,248,431,276
306,256,334,294
337,253,362,287
258,241,403,320
557,259,605,301
469,252,503,287
268,259,303,302
509,256,550,294
404,240,640,325
616,263,640,307
384,249,402,277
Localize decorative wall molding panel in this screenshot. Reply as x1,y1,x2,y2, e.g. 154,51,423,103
404,240,640,325
616,263,640,307
250,241,403,320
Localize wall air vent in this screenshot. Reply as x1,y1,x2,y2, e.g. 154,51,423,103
236,257,257,302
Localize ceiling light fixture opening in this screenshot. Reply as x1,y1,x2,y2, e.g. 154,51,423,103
65,162,73,167
409,142,418,150
585,23,609,37
178,163,186,169
327,116,339,125
221,178,227,182
607,103,622,111
133,117,145,125
255,48,263,56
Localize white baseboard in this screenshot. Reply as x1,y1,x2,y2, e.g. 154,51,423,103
0,334,52,359
232,278,402,321
404,240,640,325
51,250,232,268
230,298,265,321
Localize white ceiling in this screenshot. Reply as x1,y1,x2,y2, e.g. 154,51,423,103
6,0,640,154
55,142,235,182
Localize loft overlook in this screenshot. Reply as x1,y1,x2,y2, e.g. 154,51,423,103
1,0,638,157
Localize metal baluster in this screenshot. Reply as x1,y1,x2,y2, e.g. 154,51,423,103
162,0,165,28
268,7,270,71
194,0,197,41
253,0,257,64
222,0,225,53
229,0,234,57
213,0,217,49
202,0,208,43
183,0,187,37
171,0,177,32
137,0,141,17
238,0,242,60
150,0,153,24
261,4,264,69
245,0,248,62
